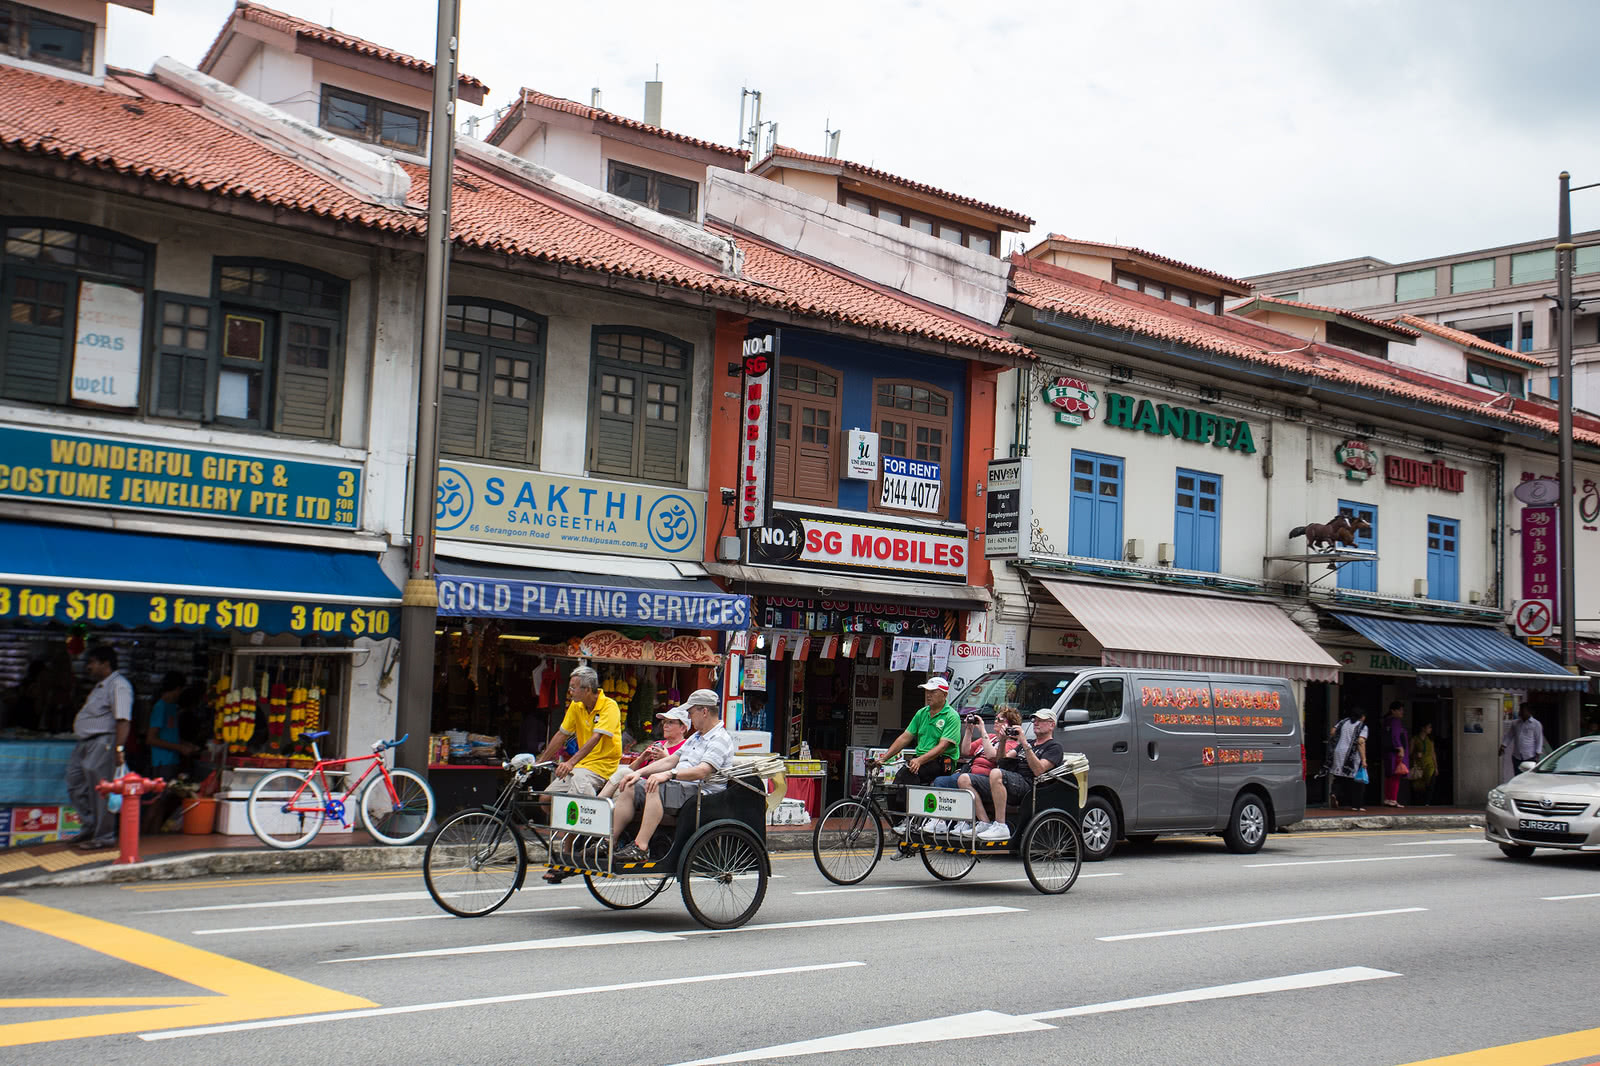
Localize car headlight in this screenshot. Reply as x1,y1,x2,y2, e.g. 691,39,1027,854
1487,788,1509,810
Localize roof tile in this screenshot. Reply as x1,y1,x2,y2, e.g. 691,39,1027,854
1397,314,1547,368
753,145,1034,226
492,89,748,160
1235,295,1422,339
1028,234,1250,293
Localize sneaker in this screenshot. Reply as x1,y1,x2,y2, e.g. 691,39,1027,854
950,821,975,836
613,842,650,863
978,822,1011,841
891,822,909,836
923,819,948,834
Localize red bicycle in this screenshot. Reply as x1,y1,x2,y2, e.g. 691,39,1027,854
245,731,436,849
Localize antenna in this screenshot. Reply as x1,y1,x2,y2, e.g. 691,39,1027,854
738,87,763,158
824,117,841,157
591,86,602,108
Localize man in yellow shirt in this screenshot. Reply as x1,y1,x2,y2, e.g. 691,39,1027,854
536,665,621,883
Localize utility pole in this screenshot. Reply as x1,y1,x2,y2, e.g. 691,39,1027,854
1556,172,1576,679
396,0,461,774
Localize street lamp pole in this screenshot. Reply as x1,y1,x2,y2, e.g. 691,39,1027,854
1556,173,1577,677
396,0,461,774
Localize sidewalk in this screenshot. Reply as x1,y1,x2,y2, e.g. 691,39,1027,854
0,804,1484,889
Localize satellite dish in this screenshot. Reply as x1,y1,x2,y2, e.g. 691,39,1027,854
1513,478,1560,505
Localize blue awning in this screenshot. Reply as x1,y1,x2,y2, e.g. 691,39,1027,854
1331,612,1585,691
436,561,750,632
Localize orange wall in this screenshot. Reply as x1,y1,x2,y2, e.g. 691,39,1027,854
964,361,1000,590
704,312,750,568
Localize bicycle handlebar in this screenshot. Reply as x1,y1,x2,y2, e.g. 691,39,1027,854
504,754,557,772
373,734,409,752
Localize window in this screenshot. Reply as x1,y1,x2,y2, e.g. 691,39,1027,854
1395,267,1436,302
439,299,546,465
1113,271,1218,314
1466,361,1525,397
1173,469,1220,572
1325,322,1388,360
873,380,952,518
607,161,698,220
318,86,427,151
587,327,691,484
0,1,93,73
1579,246,1600,276
1511,249,1555,286
834,190,999,254
1451,258,1495,294
1550,376,1560,401
1064,677,1124,723
1,222,149,407
1462,321,1533,353
1426,516,1459,601
1068,450,1123,560
773,360,840,506
1336,500,1376,592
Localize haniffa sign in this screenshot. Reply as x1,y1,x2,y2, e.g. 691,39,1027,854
1103,392,1257,454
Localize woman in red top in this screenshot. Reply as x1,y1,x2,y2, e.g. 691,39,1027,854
599,707,690,799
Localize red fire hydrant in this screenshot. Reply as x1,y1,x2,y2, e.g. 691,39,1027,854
95,773,166,865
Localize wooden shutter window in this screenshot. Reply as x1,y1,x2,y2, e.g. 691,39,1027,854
871,379,951,518
587,328,692,484
275,314,338,438
590,368,639,478
773,360,839,507
1,270,73,404
151,293,216,420
438,346,483,458
486,351,536,464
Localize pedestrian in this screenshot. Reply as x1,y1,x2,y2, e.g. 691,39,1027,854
65,645,133,850
1382,702,1409,808
1500,705,1546,779
1408,721,1438,806
1327,710,1368,812
147,672,197,778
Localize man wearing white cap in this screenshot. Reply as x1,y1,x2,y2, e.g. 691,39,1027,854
611,689,733,864
873,676,960,835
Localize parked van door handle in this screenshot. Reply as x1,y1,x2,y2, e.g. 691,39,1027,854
1112,741,1128,753
1147,741,1158,760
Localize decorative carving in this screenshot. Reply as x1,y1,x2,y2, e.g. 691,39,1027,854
1029,511,1056,555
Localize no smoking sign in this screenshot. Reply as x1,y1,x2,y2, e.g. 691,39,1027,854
1515,599,1554,638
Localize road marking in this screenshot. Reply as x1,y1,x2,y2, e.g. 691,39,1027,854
143,884,580,914
1386,838,1483,846
125,869,433,892
1542,891,1600,901
142,962,863,1040
1246,853,1455,868
1096,907,1427,942
794,872,1122,896
0,898,373,1048
1393,1024,1600,1065
327,905,1024,963
192,906,581,935
669,967,1398,1064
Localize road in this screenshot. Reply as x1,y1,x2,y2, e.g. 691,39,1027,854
2,828,1598,1065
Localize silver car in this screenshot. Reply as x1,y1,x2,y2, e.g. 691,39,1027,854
1486,736,1600,858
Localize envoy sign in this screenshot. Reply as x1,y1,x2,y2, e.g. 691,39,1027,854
746,508,968,582
984,457,1031,559
435,462,704,560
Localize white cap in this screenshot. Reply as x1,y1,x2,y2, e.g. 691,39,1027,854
683,688,720,707
657,707,691,726
919,677,950,692
1031,708,1055,721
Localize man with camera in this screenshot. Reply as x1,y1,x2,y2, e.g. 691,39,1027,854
957,707,1065,841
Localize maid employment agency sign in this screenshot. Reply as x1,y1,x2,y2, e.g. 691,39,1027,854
434,461,705,561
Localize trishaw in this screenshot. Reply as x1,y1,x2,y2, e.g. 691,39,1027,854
423,753,786,929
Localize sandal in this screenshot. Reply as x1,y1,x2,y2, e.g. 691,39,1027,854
542,869,570,884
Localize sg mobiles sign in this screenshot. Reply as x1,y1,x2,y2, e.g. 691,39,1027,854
737,333,776,530
434,461,704,560
1103,392,1257,454
746,508,969,583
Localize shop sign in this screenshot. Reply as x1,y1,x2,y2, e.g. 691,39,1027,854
742,655,767,692
746,508,968,583
758,596,947,637
0,583,392,636
434,575,751,632
71,280,143,408
0,425,362,529
737,334,775,529
984,457,1031,560
1335,439,1376,482
1518,470,1600,530
947,641,1003,702
1102,392,1256,454
1385,455,1465,492
433,461,704,560
1522,505,1558,613
845,430,878,480
879,455,941,514
1041,376,1099,426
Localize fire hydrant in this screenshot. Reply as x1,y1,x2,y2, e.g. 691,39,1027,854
95,773,167,865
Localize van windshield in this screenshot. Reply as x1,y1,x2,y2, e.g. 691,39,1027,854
955,671,1077,720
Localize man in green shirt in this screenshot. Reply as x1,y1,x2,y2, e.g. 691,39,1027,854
874,677,960,837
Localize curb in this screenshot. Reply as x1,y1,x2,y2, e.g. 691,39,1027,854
1281,815,1484,833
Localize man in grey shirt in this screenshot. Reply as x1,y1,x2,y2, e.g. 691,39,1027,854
611,689,734,863
66,646,134,849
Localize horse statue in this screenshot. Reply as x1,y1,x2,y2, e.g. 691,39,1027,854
1288,513,1371,552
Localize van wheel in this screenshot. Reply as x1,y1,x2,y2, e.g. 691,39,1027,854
1080,796,1118,861
1223,793,1268,854
1498,844,1536,860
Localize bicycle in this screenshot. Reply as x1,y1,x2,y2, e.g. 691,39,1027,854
245,731,436,849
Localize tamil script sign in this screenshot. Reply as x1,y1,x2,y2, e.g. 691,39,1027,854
433,462,704,561
1522,504,1558,614
0,426,361,529
435,574,751,631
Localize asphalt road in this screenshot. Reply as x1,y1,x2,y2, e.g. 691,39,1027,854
3,828,1599,1066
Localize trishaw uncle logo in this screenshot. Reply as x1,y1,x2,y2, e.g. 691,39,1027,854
1042,376,1099,426
565,801,579,826
923,793,939,813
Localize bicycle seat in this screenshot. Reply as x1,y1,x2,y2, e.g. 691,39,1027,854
301,730,331,740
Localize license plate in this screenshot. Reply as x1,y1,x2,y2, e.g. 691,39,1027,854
1518,818,1569,832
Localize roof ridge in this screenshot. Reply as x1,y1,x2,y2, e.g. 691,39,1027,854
1236,295,1422,339
496,87,748,159
1397,314,1546,369
1028,233,1250,292
753,143,1034,226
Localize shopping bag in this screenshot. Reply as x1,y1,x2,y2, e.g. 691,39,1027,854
1354,766,1369,784
106,754,129,813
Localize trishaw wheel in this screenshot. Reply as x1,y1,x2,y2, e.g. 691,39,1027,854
680,824,768,929
812,800,883,885
920,843,978,881
1021,811,1083,894
423,809,526,917
586,872,670,909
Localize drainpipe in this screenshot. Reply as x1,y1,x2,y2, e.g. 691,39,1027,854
1494,452,1505,611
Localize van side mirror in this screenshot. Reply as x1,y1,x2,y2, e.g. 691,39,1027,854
1059,708,1089,725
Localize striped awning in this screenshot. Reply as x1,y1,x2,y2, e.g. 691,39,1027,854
1040,581,1341,683
1332,612,1586,691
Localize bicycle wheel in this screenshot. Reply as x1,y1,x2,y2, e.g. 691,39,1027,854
680,824,768,929
812,799,883,885
247,770,326,849
586,872,670,909
359,768,436,845
1021,811,1083,894
424,809,526,918
920,842,978,881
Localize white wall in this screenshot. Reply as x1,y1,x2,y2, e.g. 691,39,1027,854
1289,274,1393,310
233,45,317,125
1389,334,1468,381
1503,448,1600,635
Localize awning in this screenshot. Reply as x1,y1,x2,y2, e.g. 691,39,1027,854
1331,612,1586,691
436,539,707,580
435,561,750,632
0,520,399,637
1575,642,1600,673
1040,580,1341,682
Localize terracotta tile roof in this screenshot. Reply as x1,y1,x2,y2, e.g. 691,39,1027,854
200,1,489,95
1010,257,1600,446
1233,295,1422,339
1026,234,1250,294
752,145,1034,227
1397,314,1546,368
490,89,748,160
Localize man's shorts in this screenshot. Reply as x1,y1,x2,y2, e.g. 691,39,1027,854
967,768,1029,801
633,778,702,814
548,767,605,796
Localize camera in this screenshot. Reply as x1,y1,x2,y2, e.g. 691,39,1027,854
1007,727,1023,738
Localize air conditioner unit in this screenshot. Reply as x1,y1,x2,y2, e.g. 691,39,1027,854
1157,542,1175,565
1125,538,1144,562
1413,577,1428,598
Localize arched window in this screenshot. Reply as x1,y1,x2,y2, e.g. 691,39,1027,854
440,299,547,465
872,379,952,519
773,359,841,506
587,327,692,484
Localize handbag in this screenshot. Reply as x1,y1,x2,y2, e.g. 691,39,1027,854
106,751,129,813
1354,766,1369,784
1395,758,1410,777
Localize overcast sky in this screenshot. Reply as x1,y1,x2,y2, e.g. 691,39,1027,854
109,0,1600,278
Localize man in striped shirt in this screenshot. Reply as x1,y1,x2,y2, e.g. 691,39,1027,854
612,689,733,863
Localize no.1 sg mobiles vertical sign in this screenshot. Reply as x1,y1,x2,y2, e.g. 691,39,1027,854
737,332,775,530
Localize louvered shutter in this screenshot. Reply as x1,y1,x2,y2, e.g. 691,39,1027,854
151,293,216,420
1,270,72,404
275,313,339,438
589,368,639,478
438,346,484,458
485,348,537,465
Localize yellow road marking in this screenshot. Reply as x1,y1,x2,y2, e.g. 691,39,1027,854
0,899,374,1046
1396,1027,1600,1065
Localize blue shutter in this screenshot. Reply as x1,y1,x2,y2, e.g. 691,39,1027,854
1069,450,1123,560
1337,500,1377,592
1175,469,1220,572
1427,516,1459,601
